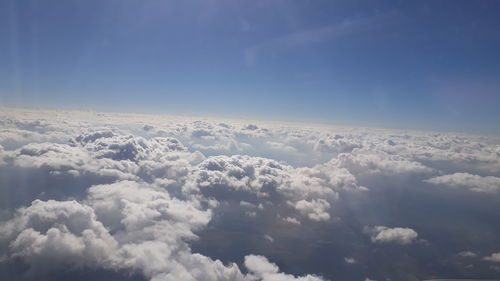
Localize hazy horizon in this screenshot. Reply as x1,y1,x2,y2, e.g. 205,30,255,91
2,0,500,134
3,105,500,137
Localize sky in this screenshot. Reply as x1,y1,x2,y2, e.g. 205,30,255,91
1,0,500,134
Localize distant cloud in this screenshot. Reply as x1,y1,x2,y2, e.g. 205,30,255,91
264,234,274,243
282,216,301,225
245,255,325,281
364,226,418,245
484,253,500,263
332,148,434,178
458,251,478,258
425,173,500,193
344,257,356,264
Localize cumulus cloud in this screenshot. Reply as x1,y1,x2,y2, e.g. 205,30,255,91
484,253,500,263
291,199,331,222
458,251,477,258
245,255,325,281
0,145,6,166
1,108,500,281
184,155,290,196
282,216,301,225
425,173,500,193
0,199,118,273
374,132,500,175
5,132,204,185
344,257,356,264
332,148,434,178
3,180,326,281
0,174,329,281
364,226,418,245
182,154,364,223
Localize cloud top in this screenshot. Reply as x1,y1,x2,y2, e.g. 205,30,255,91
364,226,418,245
1,108,500,280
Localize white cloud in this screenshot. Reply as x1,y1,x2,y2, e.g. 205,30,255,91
425,173,500,193
0,199,118,273
0,145,6,166
245,255,326,281
282,216,301,225
332,148,434,178
245,255,279,276
484,253,500,263
7,132,204,185
264,234,274,243
458,251,477,258
183,154,364,223
2,107,500,281
344,257,356,264
0,179,328,281
0,182,241,281
184,155,291,196
266,141,298,153
312,135,361,154
364,226,418,245
292,199,331,222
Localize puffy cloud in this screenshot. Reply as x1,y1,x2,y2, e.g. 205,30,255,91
7,132,204,184
312,135,361,154
266,141,298,153
184,155,291,196
0,116,75,150
291,199,331,222
115,243,246,281
245,255,279,275
0,179,330,281
2,108,500,281
484,253,500,263
183,154,365,223
374,132,500,174
86,181,211,238
458,251,477,258
238,124,271,138
74,132,187,161
245,255,326,281
240,201,263,210
364,226,418,245
0,199,118,273
0,182,246,281
332,148,434,178
282,216,301,225
9,141,141,180
424,173,500,193
344,257,356,264
0,145,6,166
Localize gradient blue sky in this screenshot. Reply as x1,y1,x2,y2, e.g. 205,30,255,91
1,0,500,134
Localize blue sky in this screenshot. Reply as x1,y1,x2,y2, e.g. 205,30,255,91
1,0,500,134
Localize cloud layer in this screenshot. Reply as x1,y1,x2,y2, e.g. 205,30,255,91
1,108,500,281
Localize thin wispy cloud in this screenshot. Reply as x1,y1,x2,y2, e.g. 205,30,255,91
244,11,399,66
